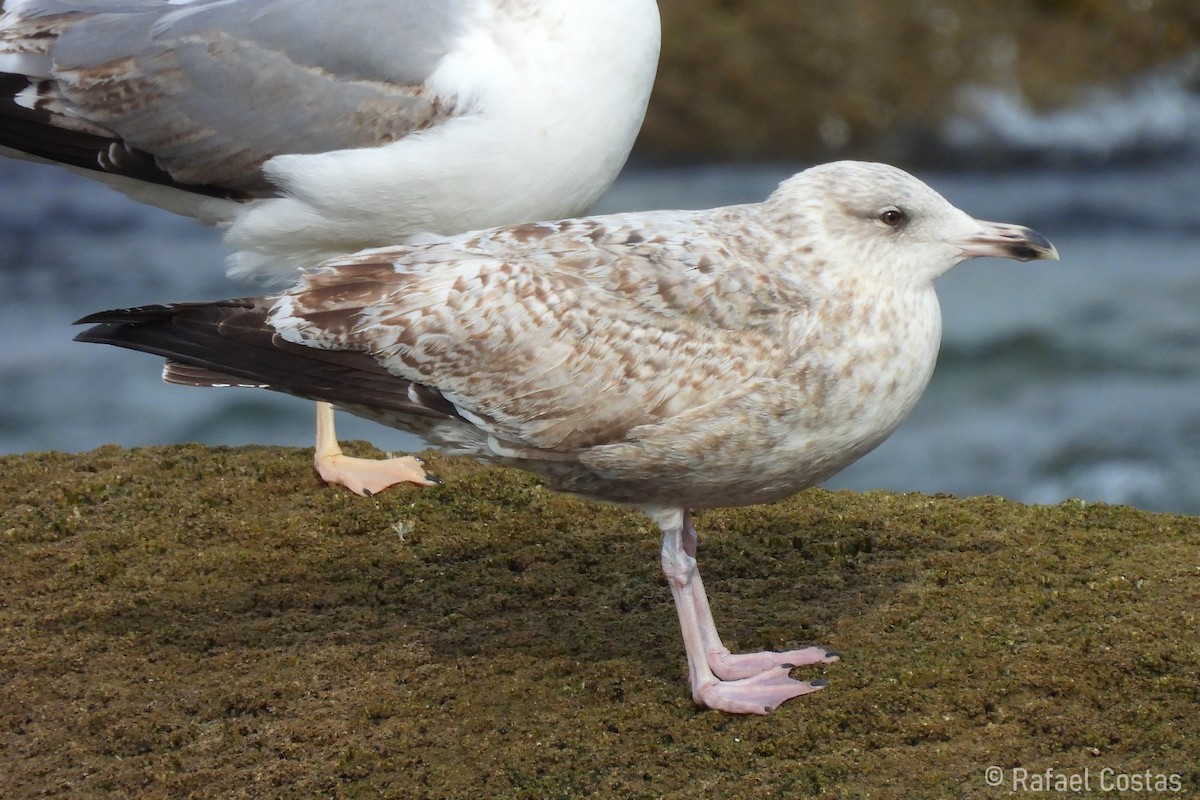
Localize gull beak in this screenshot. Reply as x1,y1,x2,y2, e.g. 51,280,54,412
958,221,1060,262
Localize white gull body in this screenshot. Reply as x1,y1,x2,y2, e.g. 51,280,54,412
0,0,661,492
76,162,1061,714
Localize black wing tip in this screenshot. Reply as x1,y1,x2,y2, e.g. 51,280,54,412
73,299,258,327
73,305,175,326
74,323,118,345
0,73,259,202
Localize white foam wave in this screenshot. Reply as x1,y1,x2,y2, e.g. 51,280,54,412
943,54,1200,162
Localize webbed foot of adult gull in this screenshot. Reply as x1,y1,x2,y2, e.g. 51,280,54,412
314,402,437,496
316,451,437,497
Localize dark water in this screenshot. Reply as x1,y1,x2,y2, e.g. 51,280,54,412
3,66,1200,514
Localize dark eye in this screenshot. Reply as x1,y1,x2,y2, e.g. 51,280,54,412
879,207,907,227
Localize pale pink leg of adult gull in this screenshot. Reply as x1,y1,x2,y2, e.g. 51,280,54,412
650,507,839,714
313,402,437,497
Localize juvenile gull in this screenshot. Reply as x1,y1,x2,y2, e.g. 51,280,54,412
0,0,661,493
76,161,1060,714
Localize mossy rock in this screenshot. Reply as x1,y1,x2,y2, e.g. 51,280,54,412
2,444,1197,798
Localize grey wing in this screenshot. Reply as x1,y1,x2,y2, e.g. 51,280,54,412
0,0,472,193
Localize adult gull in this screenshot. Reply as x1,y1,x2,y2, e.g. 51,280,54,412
76,161,1060,713
0,0,661,493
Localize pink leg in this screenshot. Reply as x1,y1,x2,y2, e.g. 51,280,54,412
314,402,437,497
679,515,839,680
650,507,839,714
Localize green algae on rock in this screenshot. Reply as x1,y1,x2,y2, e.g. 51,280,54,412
1,444,1197,798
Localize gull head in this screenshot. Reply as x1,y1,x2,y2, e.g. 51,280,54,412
769,161,1059,286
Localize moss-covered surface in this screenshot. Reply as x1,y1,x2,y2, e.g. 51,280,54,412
1,444,1197,798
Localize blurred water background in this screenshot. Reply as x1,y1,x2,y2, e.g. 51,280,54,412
3,48,1200,514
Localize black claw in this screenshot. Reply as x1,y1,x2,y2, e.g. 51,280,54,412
425,474,443,485
823,649,843,660
362,488,374,498
809,678,830,688
781,663,796,669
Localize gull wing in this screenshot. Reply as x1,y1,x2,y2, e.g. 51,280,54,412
271,215,809,454
0,0,471,194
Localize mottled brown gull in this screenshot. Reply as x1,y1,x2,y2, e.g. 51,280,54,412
75,161,1059,714
0,0,661,495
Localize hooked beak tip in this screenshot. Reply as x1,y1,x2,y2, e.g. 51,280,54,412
1016,229,1060,262
960,222,1060,263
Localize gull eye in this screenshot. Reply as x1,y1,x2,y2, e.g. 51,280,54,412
879,207,907,227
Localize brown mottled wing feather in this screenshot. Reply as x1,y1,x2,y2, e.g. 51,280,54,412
75,214,819,457
271,215,810,453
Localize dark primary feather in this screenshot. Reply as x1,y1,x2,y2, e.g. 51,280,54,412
0,72,252,199
74,301,464,423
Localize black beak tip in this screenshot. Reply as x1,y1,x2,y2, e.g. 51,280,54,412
1013,228,1059,262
